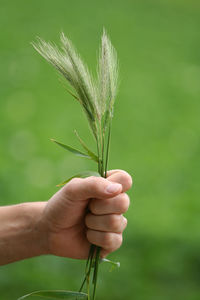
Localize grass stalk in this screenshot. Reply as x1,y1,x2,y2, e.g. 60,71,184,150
92,247,101,300
104,121,111,178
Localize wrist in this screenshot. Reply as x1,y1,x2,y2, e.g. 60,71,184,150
21,202,49,257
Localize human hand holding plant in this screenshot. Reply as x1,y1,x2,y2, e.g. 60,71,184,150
0,170,131,266
40,170,131,260
18,29,130,299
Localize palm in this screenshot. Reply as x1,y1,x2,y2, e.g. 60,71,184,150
43,193,91,259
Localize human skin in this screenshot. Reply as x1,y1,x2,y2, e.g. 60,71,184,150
0,170,132,266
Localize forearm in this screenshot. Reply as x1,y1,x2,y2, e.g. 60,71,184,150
0,202,48,265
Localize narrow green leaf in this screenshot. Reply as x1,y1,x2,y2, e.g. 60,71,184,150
56,171,101,187
51,139,90,159
100,258,120,272
58,78,81,103
18,290,87,300
74,130,99,163
65,88,80,102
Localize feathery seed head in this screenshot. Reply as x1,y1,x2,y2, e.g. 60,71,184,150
32,30,118,137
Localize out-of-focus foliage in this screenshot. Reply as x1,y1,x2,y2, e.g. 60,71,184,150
0,0,200,299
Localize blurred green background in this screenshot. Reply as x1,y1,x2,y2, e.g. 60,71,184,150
0,0,200,299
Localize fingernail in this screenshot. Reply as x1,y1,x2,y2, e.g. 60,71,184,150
106,183,121,194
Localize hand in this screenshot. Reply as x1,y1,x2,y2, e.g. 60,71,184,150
40,169,132,259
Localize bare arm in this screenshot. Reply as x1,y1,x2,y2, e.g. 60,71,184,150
0,202,47,265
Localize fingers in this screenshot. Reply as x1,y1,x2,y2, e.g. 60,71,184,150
62,176,122,201
106,169,132,192
85,213,127,233
86,230,123,255
89,193,130,215
85,188,129,256
85,170,132,256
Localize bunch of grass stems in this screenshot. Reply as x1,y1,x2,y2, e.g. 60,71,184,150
32,29,118,300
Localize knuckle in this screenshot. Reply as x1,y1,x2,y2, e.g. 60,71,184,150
69,177,82,185
118,193,130,213
126,174,133,190
64,177,81,197
87,176,99,189
115,234,123,249
109,214,122,232
119,170,133,191
103,233,113,249
104,233,123,252
123,217,128,230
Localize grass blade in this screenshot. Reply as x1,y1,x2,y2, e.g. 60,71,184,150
65,88,80,102
18,290,87,299
74,130,99,163
56,171,101,187
51,139,90,159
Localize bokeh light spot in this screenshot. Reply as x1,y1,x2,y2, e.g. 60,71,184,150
25,157,54,188
9,130,37,161
5,91,36,123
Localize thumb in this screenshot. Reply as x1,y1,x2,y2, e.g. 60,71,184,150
61,176,122,202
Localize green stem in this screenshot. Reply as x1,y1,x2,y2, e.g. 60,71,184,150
96,124,101,175
79,245,95,293
87,278,90,300
99,121,104,176
86,247,95,300
82,117,112,300
92,247,101,300
104,121,111,178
